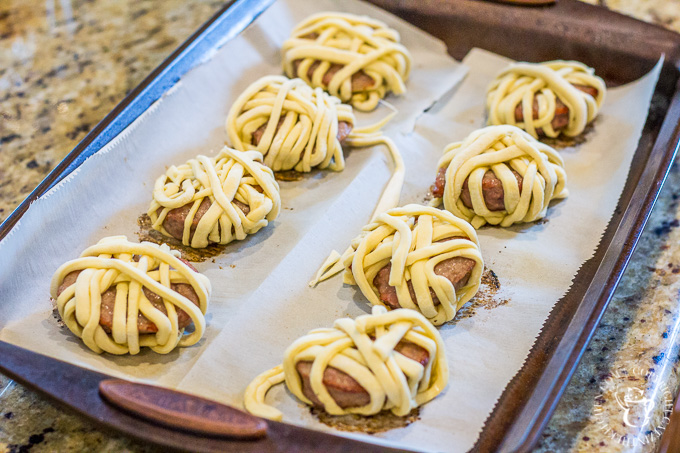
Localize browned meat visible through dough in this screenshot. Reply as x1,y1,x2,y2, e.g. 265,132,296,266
57,264,200,335
431,166,447,199
251,117,353,147
514,84,599,133
159,198,251,244
371,234,476,311
295,339,429,409
460,170,523,212
374,257,476,311
292,59,375,92
573,84,599,99
431,167,523,212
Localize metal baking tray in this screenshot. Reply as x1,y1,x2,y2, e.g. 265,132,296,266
2,0,680,451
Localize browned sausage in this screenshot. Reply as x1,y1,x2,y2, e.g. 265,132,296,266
292,58,376,92
251,117,352,147
158,198,251,244
460,170,523,212
574,84,599,98
514,84,599,134
56,258,201,335
431,166,447,199
372,235,476,311
431,167,523,212
373,256,476,310
295,339,430,409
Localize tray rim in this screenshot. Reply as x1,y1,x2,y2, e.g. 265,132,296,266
2,0,680,452
500,82,680,452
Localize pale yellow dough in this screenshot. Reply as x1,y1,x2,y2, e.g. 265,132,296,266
227,75,405,222
244,305,448,421
433,125,568,229
311,205,483,326
50,236,211,355
487,60,605,138
226,75,355,172
350,205,483,325
148,146,280,249
282,12,411,112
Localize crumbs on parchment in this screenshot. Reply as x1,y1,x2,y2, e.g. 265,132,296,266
452,267,509,323
51,298,65,328
275,170,305,181
136,213,227,262
541,120,596,149
312,407,420,434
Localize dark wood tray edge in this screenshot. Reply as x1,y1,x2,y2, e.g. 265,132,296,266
0,341,408,453
495,78,680,453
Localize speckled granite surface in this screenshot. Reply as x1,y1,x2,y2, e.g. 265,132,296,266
1,1,680,452
535,165,680,452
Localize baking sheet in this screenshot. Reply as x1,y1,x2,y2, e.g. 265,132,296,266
0,0,662,451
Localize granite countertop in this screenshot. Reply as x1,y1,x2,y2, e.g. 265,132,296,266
1,1,680,452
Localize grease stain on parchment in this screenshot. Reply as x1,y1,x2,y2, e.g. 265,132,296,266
452,267,509,323
312,407,420,434
136,214,228,262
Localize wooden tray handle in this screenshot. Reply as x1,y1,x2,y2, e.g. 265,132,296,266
99,379,267,440
481,0,557,5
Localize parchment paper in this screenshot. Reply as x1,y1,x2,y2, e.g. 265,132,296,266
0,0,661,450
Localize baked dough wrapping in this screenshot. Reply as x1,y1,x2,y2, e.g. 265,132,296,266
50,236,211,355
282,12,411,112
244,305,448,421
487,60,605,138
344,205,484,325
226,76,355,172
148,146,280,248
433,125,568,229
227,75,405,221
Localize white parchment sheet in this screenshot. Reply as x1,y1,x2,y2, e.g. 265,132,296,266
0,0,661,449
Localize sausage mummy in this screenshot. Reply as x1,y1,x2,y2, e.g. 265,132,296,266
148,146,280,249
226,76,355,173
244,305,448,420
310,204,484,326
227,75,405,224
282,12,411,112
50,236,211,355
433,125,568,229
341,205,484,326
487,60,605,138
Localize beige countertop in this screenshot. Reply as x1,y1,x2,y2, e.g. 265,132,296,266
2,0,680,451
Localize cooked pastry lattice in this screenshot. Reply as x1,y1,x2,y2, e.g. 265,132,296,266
311,205,483,326
282,12,411,112
487,60,605,138
226,76,356,172
244,305,448,420
148,146,280,248
227,75,405,221
50,236,211,355
434,125,568,228
346,205,483,325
